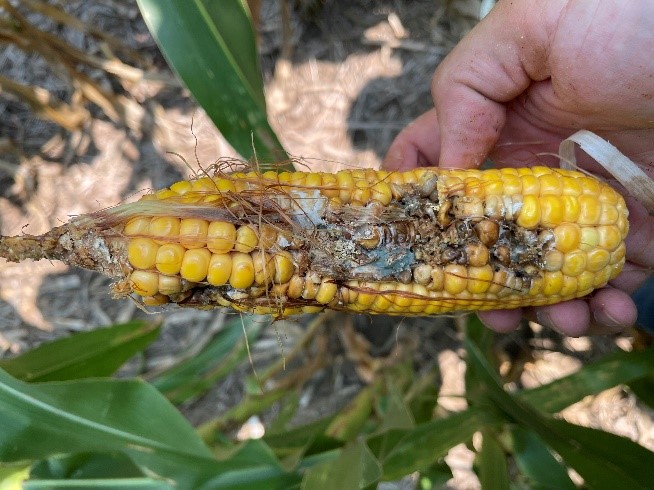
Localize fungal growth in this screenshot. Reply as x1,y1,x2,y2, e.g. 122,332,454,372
0,165,628,318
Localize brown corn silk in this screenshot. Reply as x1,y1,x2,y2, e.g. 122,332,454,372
0,166,628,318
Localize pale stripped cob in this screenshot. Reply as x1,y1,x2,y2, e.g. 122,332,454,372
0,166,628,318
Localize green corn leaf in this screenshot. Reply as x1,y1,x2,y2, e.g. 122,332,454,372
476,429,509,490
137,0,289,168
149,315,268,404
302,439,381,490
0,321,160,382
369,408,493,481
507,426,575,490
520,347,654,413
465,340,654,490
0,370,292,488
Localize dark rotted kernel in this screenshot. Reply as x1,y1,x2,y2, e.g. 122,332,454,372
455,221,473,240
494,245,511,267
474,220,499,247
442,248,461,263
397,269,413,284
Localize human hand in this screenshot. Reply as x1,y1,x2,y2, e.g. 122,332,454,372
384,0,654,335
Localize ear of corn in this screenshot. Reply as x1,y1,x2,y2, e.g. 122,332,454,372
0,166,628,318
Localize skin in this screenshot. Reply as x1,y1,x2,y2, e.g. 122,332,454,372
384,0,654,335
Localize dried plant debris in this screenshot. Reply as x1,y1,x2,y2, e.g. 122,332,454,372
0,163,628,318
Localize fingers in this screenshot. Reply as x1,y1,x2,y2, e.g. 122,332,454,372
478,286,639,337
383,109,442,170
477,308,523,333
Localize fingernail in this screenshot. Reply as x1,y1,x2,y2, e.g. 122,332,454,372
593,309,622,329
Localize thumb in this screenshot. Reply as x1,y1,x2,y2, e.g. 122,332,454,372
432,0,561,168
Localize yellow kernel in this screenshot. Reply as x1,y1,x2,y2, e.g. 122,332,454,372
253,252,275,285
315,280,338,305
482,174,503,196
611,242,626,263
155,243,185,275
593,267,612,288
302,275,320,300
356,282,379,306
554,223,581,253
597,225,622,252
207,253,232,286
467,265,493,294
180,219,208,249
501,174,522,195
321,174,339,198
577,271,594,293
352,180,371,204
586,249,611,272
580,177,601,196
124,217,150,236
215,178,236,193
130,270,159,297
142,294,169,306
158,275,182,295
336,170,355,203
543,250,564,272
561,195,581,222
370,181,392,205
169,180,193,195
304,172,323,188
489,269,509,295
528,275,544,297
599,185,619,204
180,248,211,282
155,189,177,200
230,252,255,289
273,252,294,284
539,195,564,227
538,173,563,195
577,195,602,225
579,227,599,251
235,225,258,253
444,264,467,295
191,177,216,192
516,195,541,229
430,267,445,291
560,275,578,297
287,275,305,299
207,221,236,253
561,250,587,277
128,238,159,269
542,271,564,296
520,174,540,194
149,217,180,243
561,176,583,196
599,203,619,225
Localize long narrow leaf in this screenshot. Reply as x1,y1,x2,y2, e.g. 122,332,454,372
150,316,267,404
369,408,492,481
520,347,654,413
137,0,289,167
0,370,291,487
476,429,509,490
508,426,575,490
465,340,654,489
0,321,159,382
